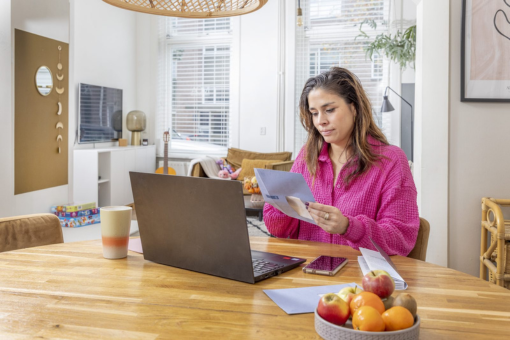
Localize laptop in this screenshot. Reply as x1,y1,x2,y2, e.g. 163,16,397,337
130,172,306,284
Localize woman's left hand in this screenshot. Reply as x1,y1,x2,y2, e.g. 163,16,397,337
307,202,349,235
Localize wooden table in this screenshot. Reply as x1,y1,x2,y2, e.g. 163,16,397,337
1,237,510,339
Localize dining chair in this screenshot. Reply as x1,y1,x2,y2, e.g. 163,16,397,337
407,217,430,261
0,213,63,252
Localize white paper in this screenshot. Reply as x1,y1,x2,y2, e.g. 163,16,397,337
358,248,408,290
263,282,359,314
357,256,370,275
254,169,318,225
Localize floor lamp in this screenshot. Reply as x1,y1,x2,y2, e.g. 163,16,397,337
380,86,414,161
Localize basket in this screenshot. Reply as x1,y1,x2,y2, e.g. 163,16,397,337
315,309,420,340
250,194,265,208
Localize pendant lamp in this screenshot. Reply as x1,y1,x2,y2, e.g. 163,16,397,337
102,0,268,18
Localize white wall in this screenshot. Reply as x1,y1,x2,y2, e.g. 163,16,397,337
414,0,449,267
135,13,158,152
0,0,70,218
70,0,138,201
0,0,13,218
12,0,70,43
449,0,510,277
71,0,138,150
238,0,280,152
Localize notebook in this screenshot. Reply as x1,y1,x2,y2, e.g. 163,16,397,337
129,172,306,284
358,238,408,290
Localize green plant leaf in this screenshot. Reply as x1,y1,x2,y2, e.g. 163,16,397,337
356,23,416,70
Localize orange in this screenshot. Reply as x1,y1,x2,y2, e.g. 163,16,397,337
350,291,385,316
352,306,385,332
382,306,414,331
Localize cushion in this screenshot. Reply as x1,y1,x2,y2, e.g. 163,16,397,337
225,147,292,169
238,159,281,180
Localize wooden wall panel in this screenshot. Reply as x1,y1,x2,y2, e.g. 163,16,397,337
14,29,69,195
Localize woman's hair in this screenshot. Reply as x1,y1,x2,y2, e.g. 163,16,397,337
298,67,388,185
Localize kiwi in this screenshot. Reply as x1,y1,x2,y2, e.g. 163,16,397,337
382,295,395,310
393,293,417,317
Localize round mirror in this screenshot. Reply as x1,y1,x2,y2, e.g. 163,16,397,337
35,66,53,96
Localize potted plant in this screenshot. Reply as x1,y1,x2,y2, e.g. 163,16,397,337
356,19,416,70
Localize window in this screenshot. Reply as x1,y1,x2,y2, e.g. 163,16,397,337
371,53,383,80
157,17,233,155
294,0,391,153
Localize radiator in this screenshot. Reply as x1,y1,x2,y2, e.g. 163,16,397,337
158,160,189,176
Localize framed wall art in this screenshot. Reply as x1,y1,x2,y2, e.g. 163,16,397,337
461,0,510,102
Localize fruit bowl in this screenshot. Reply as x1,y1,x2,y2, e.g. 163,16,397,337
314,308,420,340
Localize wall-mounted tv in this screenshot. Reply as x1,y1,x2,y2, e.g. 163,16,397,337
78,83,123,143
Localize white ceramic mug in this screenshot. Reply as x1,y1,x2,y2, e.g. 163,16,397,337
100,206,132,259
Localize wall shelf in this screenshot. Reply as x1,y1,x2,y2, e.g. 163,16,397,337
98,179,110,184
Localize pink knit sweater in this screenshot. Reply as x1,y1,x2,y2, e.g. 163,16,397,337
263,137,419,256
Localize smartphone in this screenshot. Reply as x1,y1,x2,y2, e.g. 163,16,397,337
302,255,348,276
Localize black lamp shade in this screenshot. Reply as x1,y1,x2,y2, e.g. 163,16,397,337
381,95,395,112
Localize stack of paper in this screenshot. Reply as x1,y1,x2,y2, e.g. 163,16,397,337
358,239,408,290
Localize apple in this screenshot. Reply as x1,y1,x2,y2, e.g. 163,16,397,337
361,270,395,299
317,293,350,326
338,286,363,305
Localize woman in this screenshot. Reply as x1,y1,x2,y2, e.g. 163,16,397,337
263,67,419,256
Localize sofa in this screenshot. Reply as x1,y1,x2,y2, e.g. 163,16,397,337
190,147,294,194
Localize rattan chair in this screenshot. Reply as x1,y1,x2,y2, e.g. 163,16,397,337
0,214,63,252
480,198,510,289
407,218,430,261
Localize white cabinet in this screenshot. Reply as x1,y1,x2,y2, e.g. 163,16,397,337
124,149,136,204
74,146,156,207
110,151,124,206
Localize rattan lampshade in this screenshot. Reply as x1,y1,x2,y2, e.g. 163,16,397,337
102,0,268,18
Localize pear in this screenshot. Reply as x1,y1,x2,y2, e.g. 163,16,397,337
392,293,417,317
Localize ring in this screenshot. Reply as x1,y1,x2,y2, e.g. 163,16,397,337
324,213,329,221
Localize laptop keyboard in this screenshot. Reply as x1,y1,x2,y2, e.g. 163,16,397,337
252,259,285,276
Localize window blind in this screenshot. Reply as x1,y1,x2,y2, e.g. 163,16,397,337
294,0,391,153
157,17,232,155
